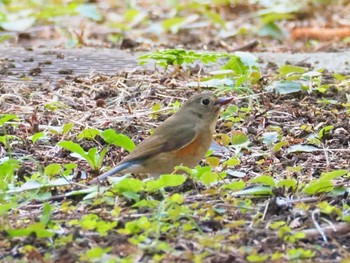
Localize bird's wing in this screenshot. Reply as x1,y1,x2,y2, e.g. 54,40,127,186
122,123,197,163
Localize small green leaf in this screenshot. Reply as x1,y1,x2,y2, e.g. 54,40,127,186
235,51,258,68
318,125,334,139
258,22,284,39
145,174,186,192
40,203,53,225
223,157,240,167
112,178,144,193
169,193,183,204
62,123,74,134
321,169,348,180
44,164,62,176
77,128,101,140
269,221,286,229
232,186,273,196
287,248,315,260
162,17,187,33
158,174,186,187
272,141,288,152
6,223,54,238
0,114,19,126
249,175,275,187
303,180,334,195
266,81,302,95
58,141,86,157
29,132,45,143
201,171,218,185
276,179,297,190
206,156,221,167
0,203,17,216
101,129,135,152
231,131,249,145
247,254,268,262
0,159,20,185
279,65,307,76
223,180,245,191
84,247,111,259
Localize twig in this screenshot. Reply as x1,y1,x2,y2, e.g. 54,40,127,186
261,199,270,221
296,222,350,240
232,40,260,51
311,209,328,243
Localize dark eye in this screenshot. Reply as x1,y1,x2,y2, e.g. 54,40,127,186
201,98,210,105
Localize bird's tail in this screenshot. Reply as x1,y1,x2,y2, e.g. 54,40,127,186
89,162,131,184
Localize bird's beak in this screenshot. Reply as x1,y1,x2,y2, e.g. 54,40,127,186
214,97,234,106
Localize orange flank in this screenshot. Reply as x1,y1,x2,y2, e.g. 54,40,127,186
291,27,350,40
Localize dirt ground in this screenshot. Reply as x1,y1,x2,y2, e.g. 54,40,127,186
1,1,350,262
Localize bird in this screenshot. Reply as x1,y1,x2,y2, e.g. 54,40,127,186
90,92,233,184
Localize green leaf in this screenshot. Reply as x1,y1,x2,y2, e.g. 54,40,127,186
44,163,62,176
77,128,101,140
266,81,302,95
222,56,246,75
287,248,315,260
162,17,187,33
269,221,286,229
223,157,240,167
205,10,225,27
321,169,348,180
279,65,307,77
249,175,275,187
0,203,17,216
318,125,334,139
58,141,86,157
258,22,284,39
201,171,218,185
235,51,258,68
158,174,186,187
40,203,53,225
62,123,74,134
101,129,135,152
85,247,111,259
303,180,334,195
62,163,77,177
120,217,150,235
6,223,54,238
169,193,183,204
206,156,220,167
232,186,273,196
86,147,98,167
231,131,249,145
272,141,288,152
112,178,144,193
0,159,20,186
29,132,45,143
145,174,186,192
276,179,297,190
96,221,118,236
0,114,19,126
247,254,268,262
223,180,245,191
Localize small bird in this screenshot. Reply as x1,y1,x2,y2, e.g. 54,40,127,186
90,93,233,184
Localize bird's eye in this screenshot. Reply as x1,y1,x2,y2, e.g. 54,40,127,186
201,98,210,105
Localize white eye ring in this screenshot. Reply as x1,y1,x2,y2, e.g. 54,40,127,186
201,98,210,105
